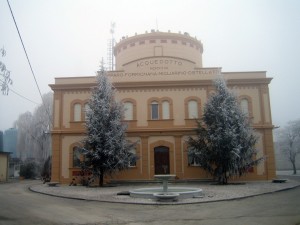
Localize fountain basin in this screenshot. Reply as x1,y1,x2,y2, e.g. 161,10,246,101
153,192,180,201
129,187,203,199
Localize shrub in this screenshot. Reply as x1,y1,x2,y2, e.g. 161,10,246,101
20,162,37,179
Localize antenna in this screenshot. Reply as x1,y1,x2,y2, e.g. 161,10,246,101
156,18,158,30
107,22,115,71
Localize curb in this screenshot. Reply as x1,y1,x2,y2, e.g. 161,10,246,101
28,183,300,206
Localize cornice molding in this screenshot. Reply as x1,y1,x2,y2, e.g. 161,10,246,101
51,123,274,135
49,77,272,92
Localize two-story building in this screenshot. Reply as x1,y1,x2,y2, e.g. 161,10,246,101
49,30,276,184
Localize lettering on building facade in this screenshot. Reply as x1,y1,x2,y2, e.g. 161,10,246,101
108,69,221,78
136,59,183,68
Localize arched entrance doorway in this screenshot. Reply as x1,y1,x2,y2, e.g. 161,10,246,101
154,146,170,174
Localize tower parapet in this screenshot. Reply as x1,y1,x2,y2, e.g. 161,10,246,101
114,31,203,70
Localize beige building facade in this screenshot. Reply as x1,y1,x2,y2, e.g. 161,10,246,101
50,31,276,184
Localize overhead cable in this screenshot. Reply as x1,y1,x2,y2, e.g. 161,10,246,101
6,0,52,124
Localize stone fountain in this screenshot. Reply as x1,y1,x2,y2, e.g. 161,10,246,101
129,174,203,201
153,174,179,201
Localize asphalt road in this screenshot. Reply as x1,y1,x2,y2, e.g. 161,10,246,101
0,178,300,225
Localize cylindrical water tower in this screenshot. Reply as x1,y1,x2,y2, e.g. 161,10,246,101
114,30,203,70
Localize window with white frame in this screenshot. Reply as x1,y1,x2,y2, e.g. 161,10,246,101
151,101,159,120
129,148,136,167
124,102,133,120
188,100,198,119
84,103,90,121
74,103,82,121
240,99,249,116
162,101,170,119
187,147,200,166
188,151,201,167
73,146,81,167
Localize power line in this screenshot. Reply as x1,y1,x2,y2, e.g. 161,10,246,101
0,81,39,105
6,0,52,125
10,88,39,105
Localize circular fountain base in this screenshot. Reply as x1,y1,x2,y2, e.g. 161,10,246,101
153,192,180,201
130,187,203,199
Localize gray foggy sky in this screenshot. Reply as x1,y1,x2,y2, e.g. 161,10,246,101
0,0,300,131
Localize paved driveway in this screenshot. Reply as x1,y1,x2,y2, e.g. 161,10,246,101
0,179,300,225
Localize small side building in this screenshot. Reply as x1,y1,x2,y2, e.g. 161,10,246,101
0,152,10,182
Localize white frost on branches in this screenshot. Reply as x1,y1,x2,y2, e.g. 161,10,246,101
82,70,136,186
188,78,262,184
0,47,13,95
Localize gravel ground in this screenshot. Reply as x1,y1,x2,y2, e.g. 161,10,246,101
29,179,300,205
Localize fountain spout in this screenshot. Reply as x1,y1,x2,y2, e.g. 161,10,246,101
154,174,176,193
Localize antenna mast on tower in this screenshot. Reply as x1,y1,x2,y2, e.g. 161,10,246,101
107,22,115,71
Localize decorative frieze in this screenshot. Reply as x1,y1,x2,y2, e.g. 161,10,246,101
116,87,204,93
64,90,91,95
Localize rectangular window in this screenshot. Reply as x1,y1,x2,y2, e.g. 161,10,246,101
188,100,198,119
151,103,159,120
84,103,90,121
240,99,249,116
74,104,82,121
188,154,201,167
129,148,136,167
124,102,133,120
187,147,201,167
162,101,170,119
73,148,81,168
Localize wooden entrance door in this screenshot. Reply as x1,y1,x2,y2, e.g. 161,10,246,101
154,146,170,174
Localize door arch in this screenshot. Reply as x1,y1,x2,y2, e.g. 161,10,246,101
154,146,170,174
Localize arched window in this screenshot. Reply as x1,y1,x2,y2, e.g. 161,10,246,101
151,101,159,120
73,146,81,168
84,103,90,121
124,102,133,120
188,100,198,119
240,99,249,116
162,101,170,119
74,103,82,121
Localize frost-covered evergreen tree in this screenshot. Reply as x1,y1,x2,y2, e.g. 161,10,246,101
82,67,135,186
188,78,263,184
